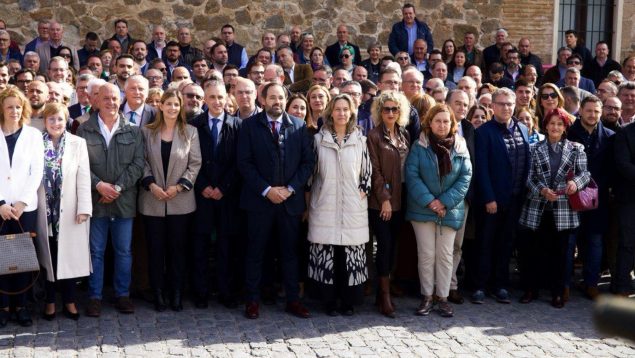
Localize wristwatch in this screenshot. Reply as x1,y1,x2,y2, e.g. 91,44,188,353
114,185,122,193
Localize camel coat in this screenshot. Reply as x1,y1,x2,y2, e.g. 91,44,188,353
35,133,93,282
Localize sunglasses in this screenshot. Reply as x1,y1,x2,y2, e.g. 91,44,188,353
382,106,399,114
340,54,351,59
59,53,72,58
567,60,581,65
184,93,203,101
397,57,409,61
540,92,558,100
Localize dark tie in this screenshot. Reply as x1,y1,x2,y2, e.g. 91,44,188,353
211,118,219,154
270,120,278,139
129,111,136,124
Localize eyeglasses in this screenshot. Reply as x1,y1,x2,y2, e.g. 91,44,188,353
604,105,622,111
424,87,435,92
59,53,72,58
382,80,401,86
567,60,581,65
397,57,410,61
224,73,238,77
16,79,32,84
343,92,362,98
184,93,203,101
382,106,399,113
157,67,167,72
404,80,423,86
340,54,351,59
249,70,264,76
147,76,163,81
540,92,558,100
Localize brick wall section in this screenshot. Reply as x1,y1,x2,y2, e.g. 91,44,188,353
500,0,555,64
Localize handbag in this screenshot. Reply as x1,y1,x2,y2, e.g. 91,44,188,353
0,221,40,295
566,170,599,212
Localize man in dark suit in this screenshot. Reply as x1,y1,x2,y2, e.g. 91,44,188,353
277,46,313,94
190,80,242,308
68,74,94,128
100,19,136,53
120,75,156,127
388,3,434,56
473,87,530,304
237,83,315,319
146,25,167,63
325,25,362,67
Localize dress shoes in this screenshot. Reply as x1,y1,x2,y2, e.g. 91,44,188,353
115,296,135,314
218,295,238,309
15,308,33,327
551,296,565,309
285,301,310,318
63,306,80,321
85,299,101,317
245,301,259,319
325,302,339,317
519,291,538,304
41,310,56,321
194,295,209,309
339,305,354,316
448,289,464,304
170,290,183,312
583,286,600,301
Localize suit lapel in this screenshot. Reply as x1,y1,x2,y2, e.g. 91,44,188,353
537,141,551,184
554,141,573,184
166,128,181,183
149,130,165,184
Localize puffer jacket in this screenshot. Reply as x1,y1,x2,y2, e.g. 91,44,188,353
405,132,472,230
308,127,370,246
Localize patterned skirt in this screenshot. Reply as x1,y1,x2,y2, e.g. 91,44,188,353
308,243,368,286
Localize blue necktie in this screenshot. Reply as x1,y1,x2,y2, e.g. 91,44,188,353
211,118,219,154
129,111,136,124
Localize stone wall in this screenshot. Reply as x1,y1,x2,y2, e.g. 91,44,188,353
1,0,630,64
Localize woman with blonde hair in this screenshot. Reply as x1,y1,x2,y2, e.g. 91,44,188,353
36,103,92,321
139,89,201,311
307,94,371,316
405,104,472,318
367,91,411,317
535,83,566,126
306,85,331,130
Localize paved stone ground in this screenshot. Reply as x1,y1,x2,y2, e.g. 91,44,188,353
0,287,634,358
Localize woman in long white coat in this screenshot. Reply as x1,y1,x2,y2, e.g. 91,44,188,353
35,103,92,321
307,94,372,316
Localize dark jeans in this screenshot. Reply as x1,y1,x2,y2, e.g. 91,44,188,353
144,214,189,292
244,206,301,303
369,209,402,277
518,212,572,297
44,234,77,305
0,211,38,308
615,203,635,293
474,198,522,291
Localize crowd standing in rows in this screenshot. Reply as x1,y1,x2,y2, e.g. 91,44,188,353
1,3,635,327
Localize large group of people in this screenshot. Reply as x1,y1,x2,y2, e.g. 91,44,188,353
1,2,635,328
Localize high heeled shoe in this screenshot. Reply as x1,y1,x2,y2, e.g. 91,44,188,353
63,306,80,321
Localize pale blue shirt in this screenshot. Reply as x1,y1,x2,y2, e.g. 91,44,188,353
406,23,418,55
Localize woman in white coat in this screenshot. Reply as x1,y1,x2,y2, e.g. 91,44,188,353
35,103,92,321
307,94,372,316
0,87,44,328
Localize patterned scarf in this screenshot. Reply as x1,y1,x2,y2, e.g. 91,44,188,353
429,133,455,177
43,132,65,237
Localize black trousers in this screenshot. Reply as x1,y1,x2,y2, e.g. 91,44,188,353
518,212,572,297
615,202,635,293
369,209,403,277
312,245,364,307
44,234,77,305
144,214,189,292
0,211,38,308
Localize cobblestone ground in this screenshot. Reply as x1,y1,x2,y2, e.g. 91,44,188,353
0,288,634,358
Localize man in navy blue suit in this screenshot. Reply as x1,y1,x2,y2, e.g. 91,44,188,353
237,83,315,319
472,87,530,305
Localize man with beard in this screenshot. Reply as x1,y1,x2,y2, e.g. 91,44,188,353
602,96,623,132
163,41,192,82
210,43,228,73
78,32,101,67
147,25,166,62
86,55,104,79
247,61,265,87
238,82,314,320
182,82,205,121
121,75,156,127
112,54,135,100
289,26,302,54
177,26,204,67
127,40,147,75
26,80,49,130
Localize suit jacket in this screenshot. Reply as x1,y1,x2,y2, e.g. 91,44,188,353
388,19,434,55
138,125,201,216
0,125,44,211
68,103,88,121
237,111,315,215
475,118,530,207
460,119,475,204
35,41,80,73
100,34,136,53
519,139,590,231
119,103,157,127
325,42,362,67
284,64,313,93
583,57,622,88
35,133,92,281
614,122,635,203
146,41,162,62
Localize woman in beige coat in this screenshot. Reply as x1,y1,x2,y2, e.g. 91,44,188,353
307,94,372,316
35,103,92,321
139,89,201,312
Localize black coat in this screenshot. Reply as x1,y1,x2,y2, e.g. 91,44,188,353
614,122,635,203
325,42,362,67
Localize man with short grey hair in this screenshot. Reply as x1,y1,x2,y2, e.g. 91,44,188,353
69,73,95,122
48,56,69,83
234,77,260,120
122,74,155,127
23,51,41,74
483,28,509,69
36,21,80,73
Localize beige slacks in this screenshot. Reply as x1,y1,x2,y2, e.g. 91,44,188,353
411,221,457,298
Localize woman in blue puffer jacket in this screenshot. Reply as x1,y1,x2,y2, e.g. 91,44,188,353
405,104,472,318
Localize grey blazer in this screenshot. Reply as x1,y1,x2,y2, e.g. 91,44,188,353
35,41,80,73
138,124,202,216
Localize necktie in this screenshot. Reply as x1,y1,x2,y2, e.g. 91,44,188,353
129,111,136,124
270,120,278,139
211,118,219,154
83,105,90,115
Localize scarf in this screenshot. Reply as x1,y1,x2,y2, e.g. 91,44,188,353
43,132,65,238
429,133,454,177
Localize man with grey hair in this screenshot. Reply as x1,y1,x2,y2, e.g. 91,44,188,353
24,20,49,54
0,30,22,64
72,78,107,132
36,21,80,73
263,63,285,85
596,79,618,102
234,77,260,120
332,68,352,89
122,74,155,127
561,86,581,116
182,82,205,121
48,56,69,83
401,67,424,100
23,51,41,73
543,46,573,85
69,73,95,122
472,87,530,305
457,76,477,106
483,28,509,70
311,65,333,89
145,68,165,89
147,25,167,62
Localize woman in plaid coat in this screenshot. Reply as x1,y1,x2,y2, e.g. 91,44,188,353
518,108,591,308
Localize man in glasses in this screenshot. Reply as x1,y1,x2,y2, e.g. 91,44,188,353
12,69,35,93
182,82,205,121
556,54,596,94
234,77,261,120
145,68,165,89
601,96,623,132
583,41,622,88
0,30,21,65
246,61,265,87
311,65,333,89
388,3,433,56
325,25,362,67
68,73,95,124
121,74,156,127
47,56,69,83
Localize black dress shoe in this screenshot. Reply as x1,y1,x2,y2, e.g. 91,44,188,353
519,291,537,304
325,302,339,317
15,308,33,327
193,294,208,309
0,310,9,327
339,305,354,316
218,295,238,309
551,296,565,309
63,307,80,321
41,310,56,321
245,301,259,319
171,290,183,312
154,290,167,312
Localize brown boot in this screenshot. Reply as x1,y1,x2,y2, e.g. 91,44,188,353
378,276,395,318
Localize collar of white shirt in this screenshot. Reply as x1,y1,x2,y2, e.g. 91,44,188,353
208,111,225,129
123,103,143,126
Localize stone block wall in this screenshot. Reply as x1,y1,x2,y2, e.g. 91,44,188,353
3,0,630,64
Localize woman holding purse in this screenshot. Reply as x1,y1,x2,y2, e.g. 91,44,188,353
36,102,92,321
